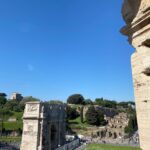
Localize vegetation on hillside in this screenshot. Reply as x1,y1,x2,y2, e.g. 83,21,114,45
85,144,141,150
125,111,138,135
95,98,117,108
0,93,39,134
85,106,105,126
0,93,7,108
67,94,84,104
0,92,137,138
66,94,135,110
66,105,79,120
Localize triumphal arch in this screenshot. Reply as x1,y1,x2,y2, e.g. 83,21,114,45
20,102,66,150
121,0,150,150
20,1,150,150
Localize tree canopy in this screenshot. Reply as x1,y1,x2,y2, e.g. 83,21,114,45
0,96,7,107
85,106,106,126
125,112,138,135
95,98,117,108
66,105,79,120
86,106,98,126
0,93,7,97
67,94,84,104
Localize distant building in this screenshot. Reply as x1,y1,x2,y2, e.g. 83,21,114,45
10,92,23,101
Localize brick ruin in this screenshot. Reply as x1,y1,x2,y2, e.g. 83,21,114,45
121,0,150,150
97,113,129,140
20,102,66,150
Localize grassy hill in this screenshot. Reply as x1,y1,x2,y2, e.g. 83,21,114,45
1,111,23,131
85,144,141,150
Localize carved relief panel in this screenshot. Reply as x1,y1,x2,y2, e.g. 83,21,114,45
24,102,41,118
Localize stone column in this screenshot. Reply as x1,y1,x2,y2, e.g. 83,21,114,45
38,106,45,150
20,102,41,150
121,1,150,150
58,121,61,147
49,124,52,150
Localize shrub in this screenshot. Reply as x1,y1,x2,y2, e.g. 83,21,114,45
4,100,20,112
95,98,117,108
66,106,79,120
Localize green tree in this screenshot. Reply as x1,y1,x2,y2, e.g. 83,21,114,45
4,100,21,112
104,100,117,108
118,101,135,108
48,100,63,104
95,98,104,105
0,97,7,108
80,106,84,123
0,93,7,97
95,98,117,108
67,94,84,104
125,113,138,135
0,93,7,108
85,106,99,126
66,106,79,120
0,109,13,118
97,109,106,126
84,99,93,105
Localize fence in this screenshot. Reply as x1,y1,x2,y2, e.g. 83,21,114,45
56,139,80,150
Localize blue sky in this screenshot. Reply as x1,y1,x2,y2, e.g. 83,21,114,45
0,0,134,101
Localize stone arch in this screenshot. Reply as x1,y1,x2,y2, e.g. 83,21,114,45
51,125,57,142
113,132,117,139
109,132,112,138
119,133,122,137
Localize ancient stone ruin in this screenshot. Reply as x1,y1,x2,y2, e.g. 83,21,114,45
20,102,66,150
97,113,129,140
121,0,150,150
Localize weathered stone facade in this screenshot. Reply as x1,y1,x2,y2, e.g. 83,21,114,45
70,104,117,119
98,113,129,140
20,102,66,150
121,1,150,150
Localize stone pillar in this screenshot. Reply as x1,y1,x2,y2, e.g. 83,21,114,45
20,102,41,150
121,1,150,150
38,105,45,150
58,121,61,147
21,103,66,150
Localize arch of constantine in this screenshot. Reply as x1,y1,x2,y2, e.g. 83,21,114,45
121,0,150,150
20,102,66,150
20,1,150,150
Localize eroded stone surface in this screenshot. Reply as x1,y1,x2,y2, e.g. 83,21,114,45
122,0,141,24
98,113,129,140
121,1,150,150
20,102,66,150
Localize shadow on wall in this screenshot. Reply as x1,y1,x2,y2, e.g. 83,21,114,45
121,0,142,43
122,0,141,24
